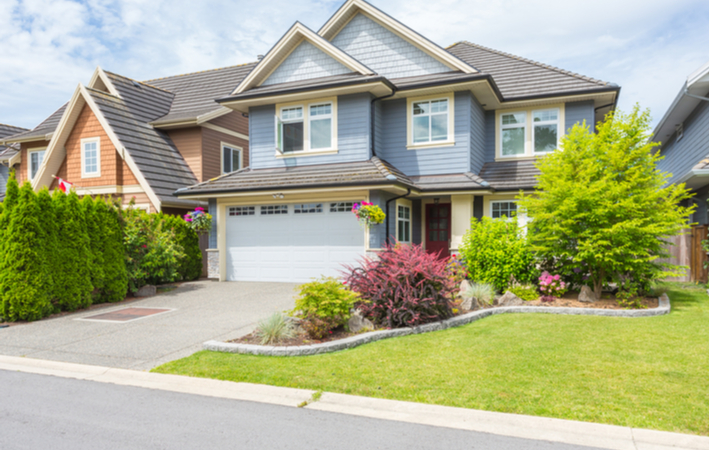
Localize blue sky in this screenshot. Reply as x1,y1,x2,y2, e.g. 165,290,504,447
0,0,707,130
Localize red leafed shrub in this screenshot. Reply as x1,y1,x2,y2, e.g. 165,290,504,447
343,244,457,328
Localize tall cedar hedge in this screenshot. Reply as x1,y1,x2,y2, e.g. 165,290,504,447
95,197,128,303
168,215,202,281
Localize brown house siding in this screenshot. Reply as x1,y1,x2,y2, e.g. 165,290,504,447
209,110,249,136
167,127,203,182
17,140,49,185
202,127,249,181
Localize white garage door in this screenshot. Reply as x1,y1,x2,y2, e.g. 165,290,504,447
225,201,365,282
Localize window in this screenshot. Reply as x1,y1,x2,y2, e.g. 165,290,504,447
229,206,255,216
275,98,336,155
329,201,356,213
397,204,411,243
501,112,526,156
533,109,559,153
412,98,449,144
222,144,242,174
81,138,100,178
28,149,46,181
294,203,322,214
260,205,288,215
491,201,517,219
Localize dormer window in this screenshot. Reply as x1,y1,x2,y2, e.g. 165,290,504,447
275,97,337,157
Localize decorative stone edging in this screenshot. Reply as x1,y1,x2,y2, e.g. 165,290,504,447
204,293,671,357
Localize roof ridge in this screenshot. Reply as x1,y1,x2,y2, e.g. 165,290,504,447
370,156,393,179
103,70,175,95
143,61,258,83
447,40,609,86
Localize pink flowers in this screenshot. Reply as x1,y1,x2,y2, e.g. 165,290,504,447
539,271,567,299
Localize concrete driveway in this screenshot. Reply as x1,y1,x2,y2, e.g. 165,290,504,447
0,281,298,371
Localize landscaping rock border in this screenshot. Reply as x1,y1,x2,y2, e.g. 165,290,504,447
203,294,671,357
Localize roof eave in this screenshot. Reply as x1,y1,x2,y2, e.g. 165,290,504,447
174,179,412,198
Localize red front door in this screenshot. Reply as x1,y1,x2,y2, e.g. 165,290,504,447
425,203,451,259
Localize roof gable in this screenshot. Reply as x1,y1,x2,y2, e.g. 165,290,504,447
262,40,354,86
231,22,373,95
320,0,475,75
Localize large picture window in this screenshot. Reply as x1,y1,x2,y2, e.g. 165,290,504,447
309,103,332,149
28,149,46,181
412,98,449,144
81,137,100,178
533,109,559,153
276,98,336,155
498,106,563,158
222,143,242,174
501,112,526,156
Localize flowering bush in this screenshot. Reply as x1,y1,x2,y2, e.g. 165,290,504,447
184,207,212,233
538,271,567,302
300,314,340,340
447,254,468,285
352,202,385,227
344,244,457,328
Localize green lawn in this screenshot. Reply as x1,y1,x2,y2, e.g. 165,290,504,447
154,283,709,435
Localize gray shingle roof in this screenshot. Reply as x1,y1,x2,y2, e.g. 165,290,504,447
479,160,539,190
0,123,27,155
446,41,615,99
2,104,67,143
410,172,488,191
105,71,174,123
87,88,197,202
389,71,484,90
145,63,257,124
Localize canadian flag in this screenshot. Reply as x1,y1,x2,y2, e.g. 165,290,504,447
57,178,73,194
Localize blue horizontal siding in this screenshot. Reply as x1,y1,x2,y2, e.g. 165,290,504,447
470,95,486,173
565,100,595,132
0,165,8,196
484,110,496,163
657,101,709,185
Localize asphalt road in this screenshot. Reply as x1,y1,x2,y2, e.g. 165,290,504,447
0,370,605,450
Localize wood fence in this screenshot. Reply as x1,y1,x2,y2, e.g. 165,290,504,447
690,225,709,283
198,232,209,278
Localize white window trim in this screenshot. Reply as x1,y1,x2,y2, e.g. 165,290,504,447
406,93,455,150
496,105,565,160
489,200,518,219
396,198,412,244
27,147,46,182
221,142,243,174
275,97,338,157
81,137,101,178
532,108,561,155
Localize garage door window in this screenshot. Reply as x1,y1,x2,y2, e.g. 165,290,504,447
229,206,255,216
330,201,356,212
294,203,323,214
261,205,288,215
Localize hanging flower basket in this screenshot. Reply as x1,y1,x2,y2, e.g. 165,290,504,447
184,207,213,233
352,202,385,228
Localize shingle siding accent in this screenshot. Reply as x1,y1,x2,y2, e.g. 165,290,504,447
657,101,709,186
373,98,384,158
262,41,353,87
250,93,371,170
378,91,471,176
484,110,496,163
331,13,450,79
565,100,595,132
470,94,486,174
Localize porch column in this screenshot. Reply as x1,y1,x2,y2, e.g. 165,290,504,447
451,194,474,253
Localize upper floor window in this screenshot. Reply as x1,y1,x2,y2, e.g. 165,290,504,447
222,143,242,174
407,93,455,149
497,106,563,159
275,97,337,156
81,137,100,178
28,148,46,181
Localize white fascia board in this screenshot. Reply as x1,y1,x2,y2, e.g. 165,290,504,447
318,0,477,74
231,22,373,96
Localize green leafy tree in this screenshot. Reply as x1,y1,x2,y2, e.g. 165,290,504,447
0,183,53,321
518,106,695,298
94,197,128,302
166,215,202,281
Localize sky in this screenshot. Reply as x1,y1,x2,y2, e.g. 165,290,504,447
0,0,708,130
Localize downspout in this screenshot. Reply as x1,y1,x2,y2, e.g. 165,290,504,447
683,88,709,101
370,91,396,157
384,188,411,245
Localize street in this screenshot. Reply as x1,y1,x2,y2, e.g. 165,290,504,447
0,370,603,450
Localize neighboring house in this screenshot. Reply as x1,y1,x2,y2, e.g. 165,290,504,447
172,0,620,282
652,62,709,282
1,65,253,214
0,123,30,200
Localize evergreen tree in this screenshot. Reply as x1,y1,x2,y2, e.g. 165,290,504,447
168,215,203,281
95,197,128,302
0,183,53,321
36,188,59,306
53,191,93,310
82,195,105,302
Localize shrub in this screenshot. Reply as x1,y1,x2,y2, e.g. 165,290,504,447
539,272,567,302
463,282,496,305
459,217,537,292
166,215,202,281
344,244,457,328
508,283,539,301
94,197,128,303
0,183,53,321
36,189,58,305
82,195,105,302
254,313,295,345
301,314,340,340
291,276,359,325
447,254,468,286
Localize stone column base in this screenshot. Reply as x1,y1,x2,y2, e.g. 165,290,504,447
206,249,219,280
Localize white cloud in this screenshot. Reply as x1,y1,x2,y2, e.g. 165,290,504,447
0,0,707,129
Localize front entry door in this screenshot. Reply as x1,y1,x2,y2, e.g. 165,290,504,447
425,203,451,259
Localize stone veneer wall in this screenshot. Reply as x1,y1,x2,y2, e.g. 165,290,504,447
207,249,219,279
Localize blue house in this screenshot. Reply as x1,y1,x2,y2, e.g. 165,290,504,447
0,123,29,200
652,62,708,282
175,0,620,282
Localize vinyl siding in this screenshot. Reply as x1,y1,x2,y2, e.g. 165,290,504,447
378,91,471,176
691,185,709,226
209,110,249,137
657,101,709,186
373,99,384,159
565,100,595,132
470,94,486,174
0,165,8,196
250,93,371,169
484,110,496,163
262,41,353,86
331,13,450,79
202,127,249,180
369,189,396,248
168,128,203,182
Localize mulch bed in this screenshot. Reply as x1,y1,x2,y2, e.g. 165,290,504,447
229,326,372,347
514,291,658,309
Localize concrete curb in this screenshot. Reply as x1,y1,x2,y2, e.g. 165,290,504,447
0,355,705,450
205,294,671,357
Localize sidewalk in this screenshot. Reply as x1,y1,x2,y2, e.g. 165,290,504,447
0,355,706,450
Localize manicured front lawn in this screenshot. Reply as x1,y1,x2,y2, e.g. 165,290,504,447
153,283,709,435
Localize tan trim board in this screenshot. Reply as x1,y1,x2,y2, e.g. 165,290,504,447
73,185,144,195
176,184,412,200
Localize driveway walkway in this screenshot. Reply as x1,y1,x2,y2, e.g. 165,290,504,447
0,280,298,370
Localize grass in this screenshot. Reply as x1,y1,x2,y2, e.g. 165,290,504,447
153,283,709,435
